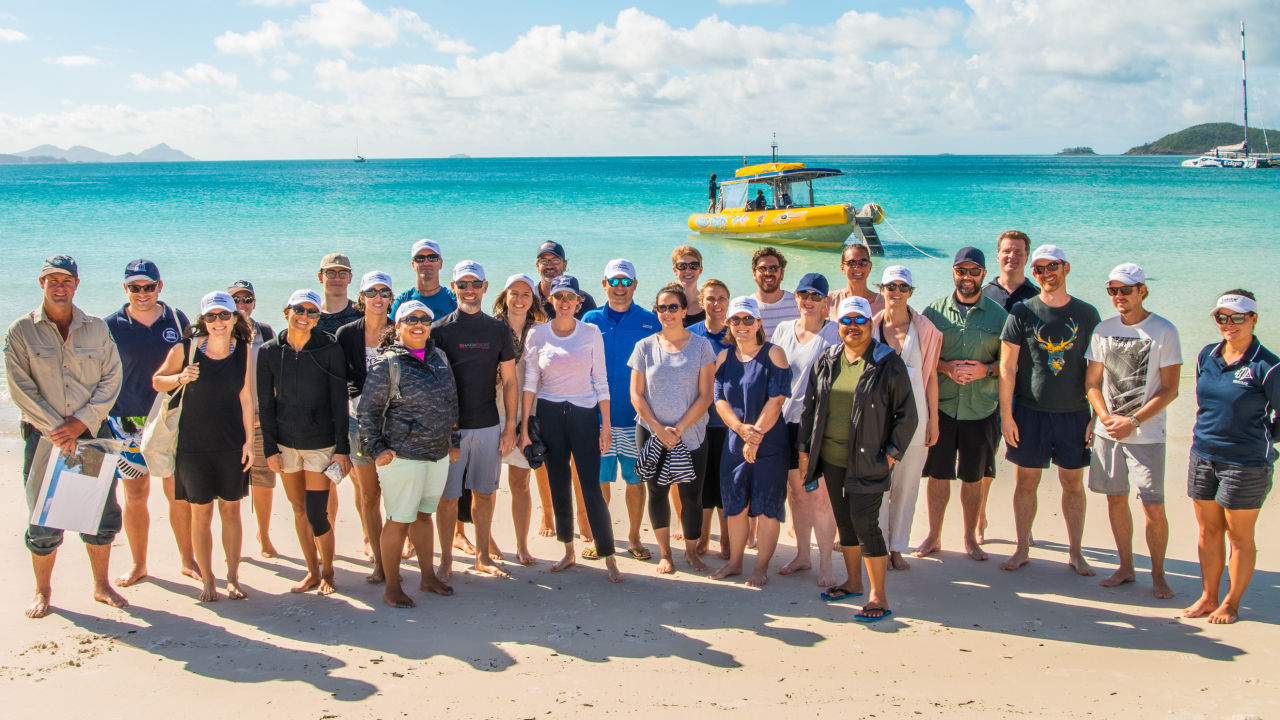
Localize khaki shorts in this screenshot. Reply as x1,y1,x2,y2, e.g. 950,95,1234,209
279,445,336,474
379,456,451,523
250,425,276,488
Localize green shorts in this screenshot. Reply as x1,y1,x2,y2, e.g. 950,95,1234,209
378,456,450,523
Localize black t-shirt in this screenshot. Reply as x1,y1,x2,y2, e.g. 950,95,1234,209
431,309,516,429
682,308,706,327
316,300,361,336
983,278,1039,312
1000,296,1101,413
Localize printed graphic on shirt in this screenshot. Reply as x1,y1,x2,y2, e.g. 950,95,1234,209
1235,367,1254,386
1102,336,1151,416
1034,318,1080,375
161,326,181,343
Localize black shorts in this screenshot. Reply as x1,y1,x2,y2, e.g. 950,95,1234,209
1004,405,1091,470
1187,451,1273,510
786,422,800,471
924,411,999,483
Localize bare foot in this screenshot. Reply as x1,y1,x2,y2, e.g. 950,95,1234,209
1068,553,1096,577
816,566,836,587
1152,575,1175,600
401,539,414,559
1182,595,1218,618
964,539,988,561
227,579,248,600
746,536,758,550
1208,602,1239,624
317,573,337,596
672,531,684,541
746,568,769,587
181,562,202,581
515,548,537,566
489,539,504,561
538,522,555,538
25,591,51,619
198,583,219,603
436,562,453,583
685,552,707,572
656,557,675,575
365,568,386,585
383,587,415,608
604,557,625,583
913,537,942,559
93,585,129,609
551,552,576,573
259,544,278,559
694,538,709,556
473,561,510,578
1099,569,1135,588
977,517,988,545
420,578,454,596
719,543,730,560
114,566,148,588
453,533,476,556
290,573,321,593
1000,551,1030,572
710,562,742,580
889,552,910,570
363,540,375,560
778,556,811,576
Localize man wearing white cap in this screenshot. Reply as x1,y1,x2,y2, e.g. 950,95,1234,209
430,260,518,580
1084,263,1181,598
391,238,458,322
998,243,1101,574
316,253,362,335
584,258,660,559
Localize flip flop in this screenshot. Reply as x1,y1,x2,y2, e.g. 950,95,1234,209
820,587,864,602
627,546,652,560
854,606,893,623
580,547,600,560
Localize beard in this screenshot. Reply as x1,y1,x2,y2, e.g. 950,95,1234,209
955,279,980,300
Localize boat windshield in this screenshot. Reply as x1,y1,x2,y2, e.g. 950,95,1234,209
721,182,749,210
780,181,813,208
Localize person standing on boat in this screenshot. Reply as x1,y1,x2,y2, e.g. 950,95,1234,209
316,253,362,335
998,245,1100,575
391,239,458,322
227,280,279,559
828,243,884,321
707,174,718,213
585,259,660,561
688,279,733,560
983,231,1039,312
671,245,706,326
535,241,597,320
751,247,799,338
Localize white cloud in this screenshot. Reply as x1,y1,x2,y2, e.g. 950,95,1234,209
0,27,27,42
247,0,309,6
44,55,101,67
130,63,238,92
215,20,285,61
291,0,472,53
270,67,293,81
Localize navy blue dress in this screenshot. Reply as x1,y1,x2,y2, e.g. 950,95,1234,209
714,342,792,520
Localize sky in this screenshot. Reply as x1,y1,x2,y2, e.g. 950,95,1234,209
1,0,1277,159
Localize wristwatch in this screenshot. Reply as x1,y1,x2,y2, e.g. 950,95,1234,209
1128,415,1142,429
986,363,997,378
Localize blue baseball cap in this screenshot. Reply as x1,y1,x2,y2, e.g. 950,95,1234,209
549,274,583,297
795,272,829,296
952,246,986,269
124,259,160,283
537,241,567,261
40,255,78,279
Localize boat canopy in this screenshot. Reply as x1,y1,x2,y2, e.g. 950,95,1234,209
725,163,844,185
1215,142,1247,153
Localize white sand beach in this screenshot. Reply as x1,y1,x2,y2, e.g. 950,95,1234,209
2,389,1277,718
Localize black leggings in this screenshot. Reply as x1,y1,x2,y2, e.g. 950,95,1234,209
822,458,887,557
537,399,615,557
701,425,727,509
636,426,707,540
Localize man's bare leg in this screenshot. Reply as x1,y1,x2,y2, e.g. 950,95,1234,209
412,513,454,596
27,550,56,619
251,485,277,558
219,500,246,599
1142,502,1173,599
163,475,200,580
434,497,459,582
779,470,813,575
977,476,994,544
711,510,748,580
472,492,508,576
1211,508,1261,624
87,543,127,609
960,480,987,560
625,483,646,555
280,471,321,592
508,467,536,564
914,477,949,558
1059,468,1094,576
1183,499,1225,618
1100,494,1135,587
747,516,780,587
191,502,219,602
1000,466,1041,571
115,475,151,586
453,520,475,555
380,520,414,607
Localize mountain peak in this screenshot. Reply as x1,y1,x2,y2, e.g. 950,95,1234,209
7,143,197,163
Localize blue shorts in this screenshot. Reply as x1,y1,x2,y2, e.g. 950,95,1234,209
600,425,642,485
1004,405,1091,470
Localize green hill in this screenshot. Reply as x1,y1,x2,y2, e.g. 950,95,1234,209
1126,122,1280,155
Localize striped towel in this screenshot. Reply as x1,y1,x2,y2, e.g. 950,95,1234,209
635,434,696,487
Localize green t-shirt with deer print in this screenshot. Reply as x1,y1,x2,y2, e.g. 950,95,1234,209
1000,295,1101,414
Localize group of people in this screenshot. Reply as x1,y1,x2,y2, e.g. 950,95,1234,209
6,230,1274,625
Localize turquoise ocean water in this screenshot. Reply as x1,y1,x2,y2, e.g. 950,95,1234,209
1,155,1277,422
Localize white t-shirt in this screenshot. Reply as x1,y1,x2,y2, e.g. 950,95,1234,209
771,319,841,423
756,290,800,339
523,321,610,409
1084,313,1182,444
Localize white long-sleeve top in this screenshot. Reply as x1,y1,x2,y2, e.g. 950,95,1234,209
523,320,610,409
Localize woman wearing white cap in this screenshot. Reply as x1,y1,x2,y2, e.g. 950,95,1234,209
872,266,941,570
258,289,351,596
710,296,792,587
335,270,394,583
494,273,548,565
1183,289,1278,624
152,291,255,602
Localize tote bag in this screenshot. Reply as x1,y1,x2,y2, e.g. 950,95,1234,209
140,340,197,478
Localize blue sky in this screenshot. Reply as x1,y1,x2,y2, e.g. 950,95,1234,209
2,1,1276,159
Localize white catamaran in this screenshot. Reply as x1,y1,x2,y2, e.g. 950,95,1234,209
1183,22,1275,169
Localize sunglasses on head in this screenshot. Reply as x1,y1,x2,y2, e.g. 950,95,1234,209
127,283,158,294
607,277,634,288
796,290,825,302
675,261,701,271
361,288,393,299
454,280,485,290
953,267,984,277
728,316,757,326
289,305,320,318
654,303,683,314
204,311,233,322
1106,285,1140,296
413,254,442,264
839,315,871,326
233,295,255,304
1214,312,1251,325
842,258,871,268
1031,261,1063,275
882,282,913,293
399,315,430,326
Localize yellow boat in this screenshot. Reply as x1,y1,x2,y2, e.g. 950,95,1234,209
688,160,885,253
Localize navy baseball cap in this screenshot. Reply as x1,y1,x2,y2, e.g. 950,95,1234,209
952,246,986,269
548,274,583,297
40,255,78,279
537,241,567,261
227,280,255,295
795,272,829,296
124,259,161,283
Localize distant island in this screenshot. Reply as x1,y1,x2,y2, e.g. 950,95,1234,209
0,143,196,164
1126,123,1279,155
447,153,471,159
1057,146,1096,155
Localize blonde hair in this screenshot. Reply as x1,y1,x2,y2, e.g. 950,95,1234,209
671,245,703,264
699,278,729,302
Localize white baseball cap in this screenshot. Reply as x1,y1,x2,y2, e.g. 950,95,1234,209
394,300,435,323
411,238,441,258
1215,293,1258,314
287,289,322,309
880,265,913,287
837,296,873,320
604,258,637,280
360,270,393,292
1107,263,1145,286
200,291,236,315
1030,244,1067,264
504,273,538,295
726,296,761,319
452,260,485,282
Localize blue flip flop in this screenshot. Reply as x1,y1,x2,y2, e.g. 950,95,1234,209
854,607,893,623
820,587,864,602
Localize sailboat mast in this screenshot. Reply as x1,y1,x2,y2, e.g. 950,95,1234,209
1241,21,1249,156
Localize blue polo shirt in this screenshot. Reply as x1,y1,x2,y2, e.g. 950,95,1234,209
583,302,660,427
391,286,457,322
104,303,189,417
1192,337,1280,468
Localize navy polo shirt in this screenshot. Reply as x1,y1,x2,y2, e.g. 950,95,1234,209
1192,337,1280,467
104,303,190,417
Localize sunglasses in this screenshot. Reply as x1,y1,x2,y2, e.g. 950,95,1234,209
322,269,351,278
882,282,913,293
607,277,635,288
361,288,393,299
796,290,825,302
839,315,871,326
454,280,485,290
754,265,781,274
551,292,579,302
953,267,984,277
1031,261,1063,275
1214,312,1251,325
536,256,564,266
399,315,430,326
204,311,233,322
675,261,701,271
233,295,255,305
728,316,757,327
413,254,442,264
654,303,683,314
1106,285,1140,296
127,283,158,294
841,258,871,268
289,305,321,318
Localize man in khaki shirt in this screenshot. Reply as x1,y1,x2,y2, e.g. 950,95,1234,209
4,255,126,618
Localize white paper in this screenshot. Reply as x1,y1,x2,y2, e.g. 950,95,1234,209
28,440,119,535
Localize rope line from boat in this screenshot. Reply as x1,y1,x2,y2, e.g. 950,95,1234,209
881,219,943,259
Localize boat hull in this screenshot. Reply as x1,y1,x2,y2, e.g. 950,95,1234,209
1181,155,1272,168
687,204,855,249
